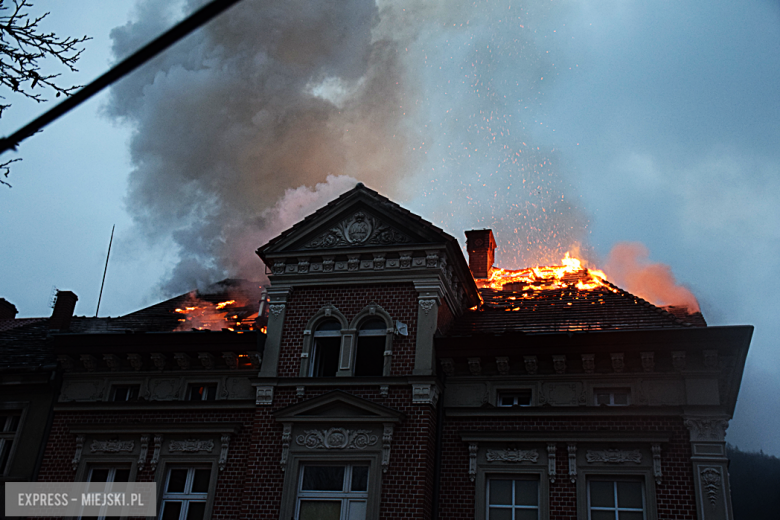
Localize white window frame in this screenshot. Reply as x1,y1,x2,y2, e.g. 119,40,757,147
110,385,140,402
186,383,218,401
295,463,370,520
497,390,534,408
158,466,212,520
79,465,132,520
0,410,22,476
587,478,646,520
593,388,631,407
486,475,541,519
309,326,342,377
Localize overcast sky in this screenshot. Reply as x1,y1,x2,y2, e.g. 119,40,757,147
1,0,779,454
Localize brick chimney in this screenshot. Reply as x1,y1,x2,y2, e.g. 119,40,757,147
0,298,18,320
49,291,78,331
465,229,496,279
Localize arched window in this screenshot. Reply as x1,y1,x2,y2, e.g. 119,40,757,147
310,320,341,377
354,319,386,377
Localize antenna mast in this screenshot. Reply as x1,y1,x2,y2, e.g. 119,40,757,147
95,225,115,317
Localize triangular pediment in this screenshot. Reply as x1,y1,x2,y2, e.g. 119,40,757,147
258,184,455,257
274,390,404,424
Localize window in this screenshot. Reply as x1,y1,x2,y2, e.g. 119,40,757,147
296,464,369,520
111,385,140,402
311,320,342,377
159,467,211,520
354,319,386,377
487,476,540,520
588,479,645,520
0,411,21,474
82,466,131,520
187,384,217,401
497,390,533,407
594,389,630,406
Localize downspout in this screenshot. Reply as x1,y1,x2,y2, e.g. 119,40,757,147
32,365,61,481
430,372,446,520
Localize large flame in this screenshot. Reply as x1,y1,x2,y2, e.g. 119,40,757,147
480,252,610,294
174,295,258,332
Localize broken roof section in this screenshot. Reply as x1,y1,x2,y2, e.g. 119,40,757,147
449,268,706,336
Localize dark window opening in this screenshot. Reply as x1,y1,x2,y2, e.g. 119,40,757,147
188,384,217,401
354,319,386,377
497,390,533,407
311,320,342,377
111,385,140,402
594,388,631,406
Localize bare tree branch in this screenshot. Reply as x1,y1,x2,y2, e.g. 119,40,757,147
0,0,90,186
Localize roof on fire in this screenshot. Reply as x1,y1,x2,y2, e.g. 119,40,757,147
447,270,706,336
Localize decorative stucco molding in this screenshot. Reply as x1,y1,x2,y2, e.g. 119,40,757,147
380,385,389,398
150,353,166,370
468,358,482,376
672,351,686,371
651,444,662,485
150,435,163,472
547,443,557,483
486,449,539,463
440,358,455,376
419,299,436,316
524,356,538,375
222,351,238,370
168,439,214,453
174,352,192,370
382,424,394,473
585,449,642,464
269,304,285,316
72,435,85,471
553,355,566,374
568,443,577,483
700,467,722,505
495,357,510,375
57,355,75,370
256,385,274,405
219,434,231,471
198,352,215,370
127,353,144,371
684,417,730,442
280,424,292,471
90,439,134,453
306,212,411,249
468,443,478,482
581,354,595,374
611,353,625,373
641,351,655,373
138,435,149,472
103,354,122,371
295,428,378,450
412,384,440,405
703,349,719,370
80,354,98,372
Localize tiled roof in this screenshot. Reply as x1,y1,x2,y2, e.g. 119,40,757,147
0,279,263,370
0,317,47,332
448,271,706,336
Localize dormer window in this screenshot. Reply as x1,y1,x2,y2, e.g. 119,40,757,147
310,320,341,377
354,319,386,377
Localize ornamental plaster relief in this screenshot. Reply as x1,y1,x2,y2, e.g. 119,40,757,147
585,449,642,464
296,428,379,450
486,449,539,463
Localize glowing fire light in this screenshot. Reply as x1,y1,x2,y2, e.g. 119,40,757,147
173,294,258,332
480,252,611,295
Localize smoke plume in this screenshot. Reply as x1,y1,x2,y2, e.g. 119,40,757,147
604,242,699,312
108,0,588,294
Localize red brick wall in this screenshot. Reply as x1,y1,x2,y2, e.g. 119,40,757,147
243,386,438,520
277,283,419,378
438,415,696,520
37,410,254,520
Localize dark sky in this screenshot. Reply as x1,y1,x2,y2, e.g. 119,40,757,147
1,0,779,454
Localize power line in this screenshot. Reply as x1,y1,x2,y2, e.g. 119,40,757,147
0,0,245,155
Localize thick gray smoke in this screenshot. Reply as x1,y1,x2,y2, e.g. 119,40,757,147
109,0,588,295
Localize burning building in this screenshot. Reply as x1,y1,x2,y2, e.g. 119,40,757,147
25,183,749,520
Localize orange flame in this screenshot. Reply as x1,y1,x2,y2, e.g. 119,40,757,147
480,252,610,294
173,295,258,331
